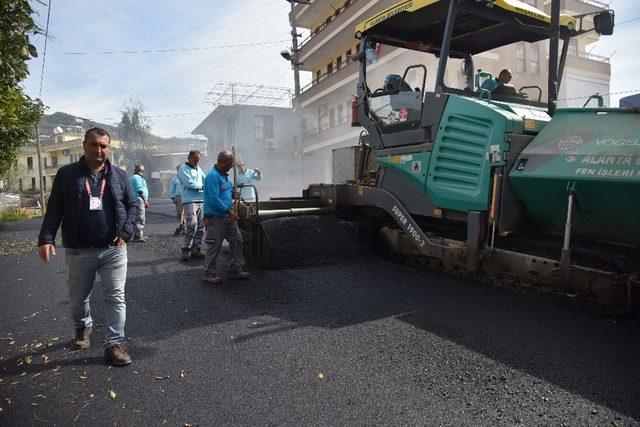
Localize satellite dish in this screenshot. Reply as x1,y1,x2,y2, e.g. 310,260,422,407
53,126,64,134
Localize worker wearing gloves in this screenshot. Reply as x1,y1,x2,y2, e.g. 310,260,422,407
168,165,185,236
130,164,149,242
236,162,262,201
177,150,206,261
202,150,250,284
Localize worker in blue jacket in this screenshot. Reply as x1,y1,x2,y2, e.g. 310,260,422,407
168,165,184,236
202,150,250,284
177,150,206,261
129,164,149,242
236,162,262,201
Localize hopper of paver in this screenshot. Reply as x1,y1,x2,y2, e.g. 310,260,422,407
237,196,364,269
509,108,640,245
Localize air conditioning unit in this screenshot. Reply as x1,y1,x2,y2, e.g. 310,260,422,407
264,139,278,150
61,150,69,156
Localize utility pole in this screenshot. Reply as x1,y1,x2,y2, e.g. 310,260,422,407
35,125,46,215
286,0,310,101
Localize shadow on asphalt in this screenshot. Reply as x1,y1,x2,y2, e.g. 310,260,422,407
122,256,640,419
0,340,156,377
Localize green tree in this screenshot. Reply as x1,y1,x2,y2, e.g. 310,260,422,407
0,0,44,176
116,100,154,171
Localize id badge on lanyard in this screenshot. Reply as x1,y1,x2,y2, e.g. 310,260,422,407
85,177,106,211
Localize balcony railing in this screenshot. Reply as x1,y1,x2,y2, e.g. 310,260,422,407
577,0,608,8
302,117,349,139
301,54,356,94
299,0,359,49
568,49,610,63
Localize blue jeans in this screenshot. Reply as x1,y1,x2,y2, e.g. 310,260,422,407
65,246,127,347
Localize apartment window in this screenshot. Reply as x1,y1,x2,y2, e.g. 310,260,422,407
51,156,58,167
44,157,48,168
18,179,23,192
27,156,33,171
43,176,47,191
344,0,351,7
337,104,344,124
325,17,331,26
316,70,321,83
516,42,526,73
529,43,540,74
31,177,36,191
327,62,333,76
329,108,336,128
254,115,274,140
336,55,342,69
346,49,352,62
568,39,578,56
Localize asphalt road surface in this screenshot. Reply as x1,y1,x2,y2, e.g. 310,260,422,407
0,199,638,425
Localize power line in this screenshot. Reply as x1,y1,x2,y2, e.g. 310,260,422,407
617,16,640,25
42,0,275,91
54,39,288,55
56,32,287,112
37,0,53,97
557,88,640,102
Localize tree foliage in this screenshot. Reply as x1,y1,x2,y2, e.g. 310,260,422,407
116,100,154,171
0,0,44,176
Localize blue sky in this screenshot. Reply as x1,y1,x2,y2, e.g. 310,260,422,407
22,0,640,137
23,0,298,137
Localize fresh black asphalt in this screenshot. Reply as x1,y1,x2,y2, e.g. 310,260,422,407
0,199,638,425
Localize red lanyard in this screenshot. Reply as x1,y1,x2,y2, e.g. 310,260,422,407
85,176,106,198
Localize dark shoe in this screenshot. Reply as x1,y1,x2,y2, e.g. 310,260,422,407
180,249,190,262
191,251,206,260
173,227,182,237
203,273,222,284
104,344,132,367
73,327,92,350
228,267,250,280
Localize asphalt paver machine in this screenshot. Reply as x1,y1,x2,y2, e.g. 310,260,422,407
238,0,640,312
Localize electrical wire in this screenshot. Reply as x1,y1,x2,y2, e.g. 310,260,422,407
37,0,53,98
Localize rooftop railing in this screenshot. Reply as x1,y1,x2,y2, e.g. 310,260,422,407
299,0,358,49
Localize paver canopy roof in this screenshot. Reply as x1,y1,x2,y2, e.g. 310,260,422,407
355,0,577,55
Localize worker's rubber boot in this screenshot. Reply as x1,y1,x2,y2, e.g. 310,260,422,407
203,273,222,284
73,326,92,350
104,344,132,367
228,267,250,280
180,248,190,262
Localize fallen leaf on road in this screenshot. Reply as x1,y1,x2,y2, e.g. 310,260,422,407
24,356,33,365
34,394,46,399
179,370,185,378
80,371,88,380
42,355,50,364
20,372,27,377
317,372,325,380
154,375,170,380
108,390,117,399
4,398,11,405
31,402,39,406
0,407,3,413
0,337,15,345
21,311,43,321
